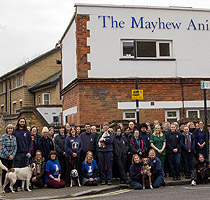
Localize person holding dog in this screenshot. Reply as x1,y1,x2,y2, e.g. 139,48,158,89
191,153,210,186
129,154,143,190
0,124,17,193
45,150,65,188
82,151,98,186
148,149,165,188
65,126,82,187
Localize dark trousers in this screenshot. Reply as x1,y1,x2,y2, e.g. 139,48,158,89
115,156,127,182
13,153,28,190
57,154,66,181
183,151,194,177
152,175,165,188
1,158,13,188
168,153,181,178
130,181,143,190
65,156,80,184
98,151,113,183
196,147,207,159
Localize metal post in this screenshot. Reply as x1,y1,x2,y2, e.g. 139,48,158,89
204,89,209,159
135,79,140,130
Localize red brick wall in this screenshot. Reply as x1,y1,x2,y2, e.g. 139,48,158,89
62,78,210,126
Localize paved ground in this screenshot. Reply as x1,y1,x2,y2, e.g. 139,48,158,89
0,177,192,200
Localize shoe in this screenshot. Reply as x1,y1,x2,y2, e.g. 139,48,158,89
177,176,181,181
101,182,106,185
173,177,176,181
66,182,70,187
191,180,196,186
107,182,112,185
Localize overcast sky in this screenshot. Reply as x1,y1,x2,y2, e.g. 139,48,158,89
1,0,210,77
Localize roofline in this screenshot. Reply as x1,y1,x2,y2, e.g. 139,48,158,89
74,3,210,12
0,47,60,80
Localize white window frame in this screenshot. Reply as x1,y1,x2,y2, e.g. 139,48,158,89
123,110,136,121
38,95,41,105
165,110,180,122
20,73,23,86
1,104,4,113
186,109,200,118
42,93,50,105
2,81,5,93
121,39,172,59
14,76,17,88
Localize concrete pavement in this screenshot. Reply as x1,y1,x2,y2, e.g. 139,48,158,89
0,177,193,200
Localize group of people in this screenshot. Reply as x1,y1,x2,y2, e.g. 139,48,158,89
0,117,210,193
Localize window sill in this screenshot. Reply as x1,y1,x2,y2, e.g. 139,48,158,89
119,58,176,61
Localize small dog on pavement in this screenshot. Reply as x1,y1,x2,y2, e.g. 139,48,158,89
70,169,81,187
2,163,36,193
142,158,153,190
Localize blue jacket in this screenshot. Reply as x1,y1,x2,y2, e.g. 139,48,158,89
139,131,150,150
65,136,82,157
97,131,114,152
165,131,182,154
14,129,32,154
129,162,143,184
182,132,195,153
149,157,165,178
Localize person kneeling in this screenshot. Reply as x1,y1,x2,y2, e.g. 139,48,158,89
148,149,165,188
129,154,143,190
82,151,98,186
45,151,65,188
191,153,210,186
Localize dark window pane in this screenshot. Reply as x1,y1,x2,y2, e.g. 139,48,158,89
167,111,177,117
125,113,135,119
159,43,170,56
188,111,198,119
200,110,210,121
137,41,156,57
123,42,134,56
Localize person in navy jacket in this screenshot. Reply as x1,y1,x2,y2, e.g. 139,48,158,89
65,127,82,187
182,126,195,179
139,123,150,157
165,123,182,181
148,149,165,188
97,122,114,185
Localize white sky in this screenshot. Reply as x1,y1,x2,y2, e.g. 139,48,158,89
1,0,210,77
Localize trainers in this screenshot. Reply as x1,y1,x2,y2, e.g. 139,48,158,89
191,180,196,186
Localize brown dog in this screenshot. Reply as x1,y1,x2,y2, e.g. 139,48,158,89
142,158,153,189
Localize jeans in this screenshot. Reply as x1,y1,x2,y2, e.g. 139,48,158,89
152,175,165,188
98,151,113,183
130,181,143,190
168,153,181,178
183,151,194,177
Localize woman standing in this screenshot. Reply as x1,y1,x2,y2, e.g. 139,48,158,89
54,125,66,181
45,150,65,188
65,127,82,187
150,124,166,170
194,121,209,159
0,124,17,192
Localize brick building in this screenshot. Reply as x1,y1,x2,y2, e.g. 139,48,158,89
0,47,62,133
60,4,210,126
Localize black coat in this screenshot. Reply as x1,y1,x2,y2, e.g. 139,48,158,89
54,134,66,156
129,162,143,183
38,137,54,161
113,134,129,159
80,132,96,153
182,133,195,153
165,131,182,154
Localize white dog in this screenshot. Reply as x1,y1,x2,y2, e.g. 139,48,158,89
98,131,110,148
2,163,36,193
0,160,8,172
70,169,81,187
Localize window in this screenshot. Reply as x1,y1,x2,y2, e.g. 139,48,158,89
42,93,50,105
2,81,5,93
13,102,16,114
20,73,23,86
122,40,172,58
38,95,41,105
53,116,59,123
14,76,17,88
199,110,210,121
123,110,136,121
187,110,199,119
165,110,179,123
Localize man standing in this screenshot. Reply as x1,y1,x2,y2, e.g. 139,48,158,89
13,117,32,191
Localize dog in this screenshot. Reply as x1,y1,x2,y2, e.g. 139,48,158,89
2,163,36,193
70,169,81,187
98,131,110,148
142,158,153,190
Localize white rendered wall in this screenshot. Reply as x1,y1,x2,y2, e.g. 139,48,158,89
62,20,77,88
76,5,210,78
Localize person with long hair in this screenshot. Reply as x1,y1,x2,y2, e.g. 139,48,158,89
65,126,82,187
194,121,209,159
54,125,66,181
30,126,40,158
0,124,17,193
82,151,98,186
129,154,143,190
45,150,65,188
150,124,166,170
13,117,32,191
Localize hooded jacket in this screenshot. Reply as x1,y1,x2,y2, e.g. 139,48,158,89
54,133,66,156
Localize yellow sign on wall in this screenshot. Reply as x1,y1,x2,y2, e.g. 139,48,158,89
132,90,143,100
